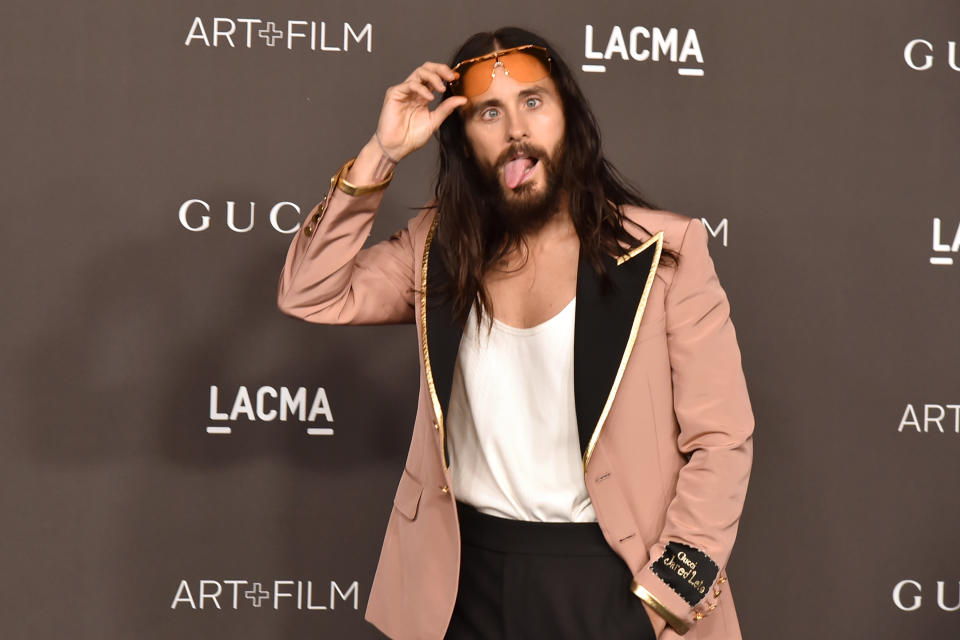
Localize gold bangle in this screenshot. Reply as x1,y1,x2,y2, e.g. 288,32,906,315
331,157,394,196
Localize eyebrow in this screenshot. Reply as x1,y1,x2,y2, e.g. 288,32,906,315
468,87,551,117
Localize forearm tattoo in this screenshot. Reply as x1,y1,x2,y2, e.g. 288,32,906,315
373,153,397,181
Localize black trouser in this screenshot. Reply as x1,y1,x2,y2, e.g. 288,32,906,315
445,501,656,640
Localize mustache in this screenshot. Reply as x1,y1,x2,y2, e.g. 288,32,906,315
495,142,549,169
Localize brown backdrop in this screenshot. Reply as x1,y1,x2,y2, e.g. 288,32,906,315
2,1,958,637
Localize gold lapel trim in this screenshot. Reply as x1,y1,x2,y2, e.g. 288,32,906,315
582,231,664,470
419,214,448,468
616,231,662,265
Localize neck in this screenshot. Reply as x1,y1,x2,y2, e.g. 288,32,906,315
496,195,578,269
523,205,576,249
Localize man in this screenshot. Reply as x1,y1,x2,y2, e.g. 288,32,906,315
278,26,754,640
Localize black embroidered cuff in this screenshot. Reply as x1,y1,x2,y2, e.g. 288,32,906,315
650,542,719,606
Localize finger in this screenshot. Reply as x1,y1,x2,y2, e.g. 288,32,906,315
393,78,434,103
422,61,459,82
404,80,435,103
430,95,469,127
412,67,447,94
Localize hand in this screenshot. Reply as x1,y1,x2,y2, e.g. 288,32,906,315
374,62,468,161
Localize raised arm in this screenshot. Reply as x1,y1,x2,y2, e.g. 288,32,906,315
276,62,467,325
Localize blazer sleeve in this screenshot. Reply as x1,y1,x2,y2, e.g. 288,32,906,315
630,217,755,634
277,173,432,325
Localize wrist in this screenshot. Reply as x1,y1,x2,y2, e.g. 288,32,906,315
374,130,401,165
346,138,397,186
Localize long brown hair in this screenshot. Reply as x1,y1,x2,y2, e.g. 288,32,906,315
432,26,678,326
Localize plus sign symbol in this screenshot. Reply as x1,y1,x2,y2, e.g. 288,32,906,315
259,22,284,47
244,582,271,607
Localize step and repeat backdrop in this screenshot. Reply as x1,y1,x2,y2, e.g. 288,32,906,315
2,1,957,638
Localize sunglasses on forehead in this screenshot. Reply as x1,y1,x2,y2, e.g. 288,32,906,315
449,44,552,98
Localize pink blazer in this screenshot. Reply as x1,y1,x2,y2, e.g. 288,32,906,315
278,176,754,640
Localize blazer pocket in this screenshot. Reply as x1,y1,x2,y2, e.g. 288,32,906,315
393,468,423,521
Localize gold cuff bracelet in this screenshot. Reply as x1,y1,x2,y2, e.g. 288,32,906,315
331,157,394,196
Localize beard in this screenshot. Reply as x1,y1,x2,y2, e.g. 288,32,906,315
475,138,567,236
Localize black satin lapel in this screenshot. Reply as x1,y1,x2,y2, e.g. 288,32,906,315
424,239,463,425
573,246,658,457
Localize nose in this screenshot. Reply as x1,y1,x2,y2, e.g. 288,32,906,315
506,108,529,142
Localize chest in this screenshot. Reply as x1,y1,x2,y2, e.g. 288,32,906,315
482,243,579,329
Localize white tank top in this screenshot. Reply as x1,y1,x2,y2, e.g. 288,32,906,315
446,296,597,522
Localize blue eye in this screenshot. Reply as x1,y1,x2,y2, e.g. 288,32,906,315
481,108,499,120
525,97,541,108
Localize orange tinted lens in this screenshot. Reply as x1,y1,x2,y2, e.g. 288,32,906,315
458,58,497,97
499,50,550,82
456,50,550,98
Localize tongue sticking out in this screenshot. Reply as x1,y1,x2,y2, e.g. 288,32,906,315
503,157,535,189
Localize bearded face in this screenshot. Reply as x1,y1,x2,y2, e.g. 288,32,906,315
458,70,569,236
475,137,567,235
